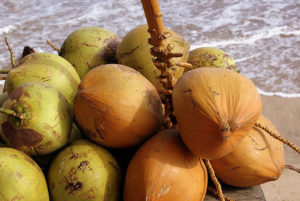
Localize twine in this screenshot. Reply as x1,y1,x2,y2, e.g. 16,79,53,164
255,123,300,154
207,186,235,201
204,159,225,201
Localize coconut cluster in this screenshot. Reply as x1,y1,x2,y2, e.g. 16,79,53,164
0,24,285,201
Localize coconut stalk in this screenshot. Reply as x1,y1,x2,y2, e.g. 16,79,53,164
141,0,192,129
141,1,228,201
46,40,60,53
4,37,16,68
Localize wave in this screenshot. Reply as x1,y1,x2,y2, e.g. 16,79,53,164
190,26,300,49
257,87,300,98
0,25,17,35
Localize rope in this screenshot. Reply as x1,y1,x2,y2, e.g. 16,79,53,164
255,123,300,154
207,186,235,201
204,159,225,201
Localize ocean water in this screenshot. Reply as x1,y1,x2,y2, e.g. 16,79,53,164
1,0,299,97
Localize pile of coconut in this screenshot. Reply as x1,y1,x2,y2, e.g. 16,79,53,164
0,1,299,201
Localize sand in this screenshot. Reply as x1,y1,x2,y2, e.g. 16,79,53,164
260,95,300,201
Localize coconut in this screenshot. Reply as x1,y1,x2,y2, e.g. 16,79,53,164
0,147,49,201
187,47,238,71
210,115,285,187
173,68,262,159
124,129,208,201
117,24,190,91
0,92,8,107
60,27,120,79
5,53,80,104
74,64,163,148
0,82,73,155
48,139,121,201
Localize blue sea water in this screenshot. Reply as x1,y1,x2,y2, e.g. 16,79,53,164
1,0,299,97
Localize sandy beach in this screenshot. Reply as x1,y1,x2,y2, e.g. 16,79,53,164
260,95,300,201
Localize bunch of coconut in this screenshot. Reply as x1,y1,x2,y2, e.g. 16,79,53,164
1,3,297,201
67,24,287,201
0,26,127,201
52,19,289,201
0,36,83,200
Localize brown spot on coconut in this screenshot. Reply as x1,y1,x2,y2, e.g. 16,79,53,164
1,121,43,147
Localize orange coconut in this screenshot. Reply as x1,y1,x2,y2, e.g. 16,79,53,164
210,115,285,187
173,68,262,159
74,64,163,148
123,129,207,201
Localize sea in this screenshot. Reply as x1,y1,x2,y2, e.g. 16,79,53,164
1,0,299,97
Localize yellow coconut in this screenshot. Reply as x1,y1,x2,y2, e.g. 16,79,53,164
211,115,285,187
173,68,262,159
74,64,163,148
124,129,208,201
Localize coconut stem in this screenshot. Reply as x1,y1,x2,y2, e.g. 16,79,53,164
285,165,300,174
141,0,192,129
255,123,300,154
207,187,235,201
204,159,225,201
46,40,60,53
0,108,26,120
4,36,16,68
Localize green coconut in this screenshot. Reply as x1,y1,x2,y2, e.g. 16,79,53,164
0,92,8,107
48,139,121,201
117,24,190,91
60,27,120,79
0,147,49,201
188,47,238,72
0,81,73,155
5,53,80,104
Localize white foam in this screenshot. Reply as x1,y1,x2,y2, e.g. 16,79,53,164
0,25,17,35
190,27,300,49
257,87,300,98
234,54,261,63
